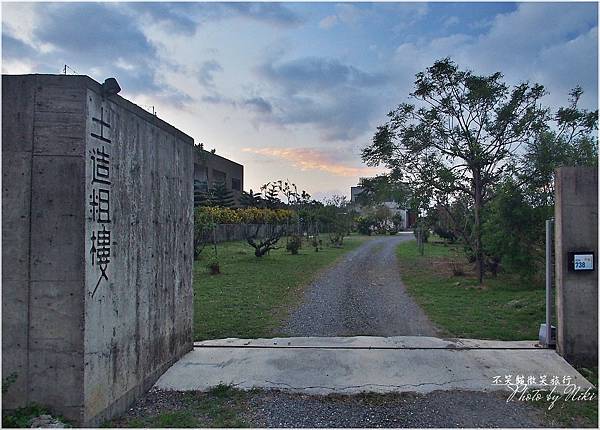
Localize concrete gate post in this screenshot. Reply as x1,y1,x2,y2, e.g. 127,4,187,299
554,167,598,366
2,74,194,425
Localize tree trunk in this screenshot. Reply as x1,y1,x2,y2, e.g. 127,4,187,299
473,170,484,285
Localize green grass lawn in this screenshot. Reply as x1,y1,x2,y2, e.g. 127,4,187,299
194,234,369,340
396,238,545,340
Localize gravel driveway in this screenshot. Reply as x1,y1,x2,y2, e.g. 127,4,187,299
281,234,437,337
246,390,548,428
113,388,556,428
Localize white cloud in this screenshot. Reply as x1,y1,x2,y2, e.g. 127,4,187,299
391,3,598,110
319,15,338,29
1,58,34,75
2,3,55,53
335,4,361,25
443,16,460,28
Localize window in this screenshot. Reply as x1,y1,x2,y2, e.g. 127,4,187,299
212,169,226,184
194,180,208,193
231,178,241,191
194,163,208,182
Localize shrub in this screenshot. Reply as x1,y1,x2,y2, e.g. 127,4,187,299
356,215,375,235
286,235,302,255
311,236,322,252
194,208,215,259
195,206,294,225
207,258,220,275
328,231,344,247
413,226,430,242
450,261,465,276
246,226,285,257
433,225,456,243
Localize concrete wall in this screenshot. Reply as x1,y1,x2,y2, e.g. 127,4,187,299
2,74,194,425
554,167,598,366
2,75,88,418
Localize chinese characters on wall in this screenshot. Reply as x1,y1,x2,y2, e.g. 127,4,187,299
89,106,112,297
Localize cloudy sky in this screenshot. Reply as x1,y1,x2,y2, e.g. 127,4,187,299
2,1,598,199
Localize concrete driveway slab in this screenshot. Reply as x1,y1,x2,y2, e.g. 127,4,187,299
156,336,592,395
195,335,539,349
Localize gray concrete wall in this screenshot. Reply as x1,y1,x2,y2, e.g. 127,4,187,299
2,75,88,419
554,167,598,366
2,74,194,425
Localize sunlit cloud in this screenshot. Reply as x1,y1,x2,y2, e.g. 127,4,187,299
242,147,381,177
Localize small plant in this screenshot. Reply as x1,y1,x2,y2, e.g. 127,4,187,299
246,225,285,257
356,215,375,235
207,254,220,275
328,231,344,247
311,236,321,252
2,404,52,428
286,235,302,255
450,261,465,276
433,225,456,243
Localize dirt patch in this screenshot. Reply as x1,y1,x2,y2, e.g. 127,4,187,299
424,258,477,279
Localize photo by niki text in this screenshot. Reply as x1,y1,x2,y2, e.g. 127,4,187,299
492,375,597,410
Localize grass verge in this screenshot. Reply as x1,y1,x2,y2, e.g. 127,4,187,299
396,238,545,340
194,234,369,340
105,385,250,428
534,366,598,428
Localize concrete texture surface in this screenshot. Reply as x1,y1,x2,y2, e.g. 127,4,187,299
282,234,438,337
2,75,88,418
195,335,539,349
554,167,598,366
82,83,194,426
2,74,194,425
156,336,593,394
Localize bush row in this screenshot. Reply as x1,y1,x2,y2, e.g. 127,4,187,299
195,206,295,225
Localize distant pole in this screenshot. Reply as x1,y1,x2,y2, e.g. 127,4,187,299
545,218,554,346
212,213,217,258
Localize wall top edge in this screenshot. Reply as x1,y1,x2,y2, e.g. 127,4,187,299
2,74,195,146
193,149,244,169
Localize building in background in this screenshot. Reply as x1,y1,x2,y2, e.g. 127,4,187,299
350,184,415,230
193,147,244,205
350,186,364,204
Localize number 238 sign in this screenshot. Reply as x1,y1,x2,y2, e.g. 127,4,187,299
568,252,595,272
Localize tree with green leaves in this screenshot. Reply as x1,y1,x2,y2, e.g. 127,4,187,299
482,87,597,280
239,189,263,208
516,87,598,206
194,180,212,207
260,182,282,209
362,58,548,284
355,175,411,207
211,181,234,208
